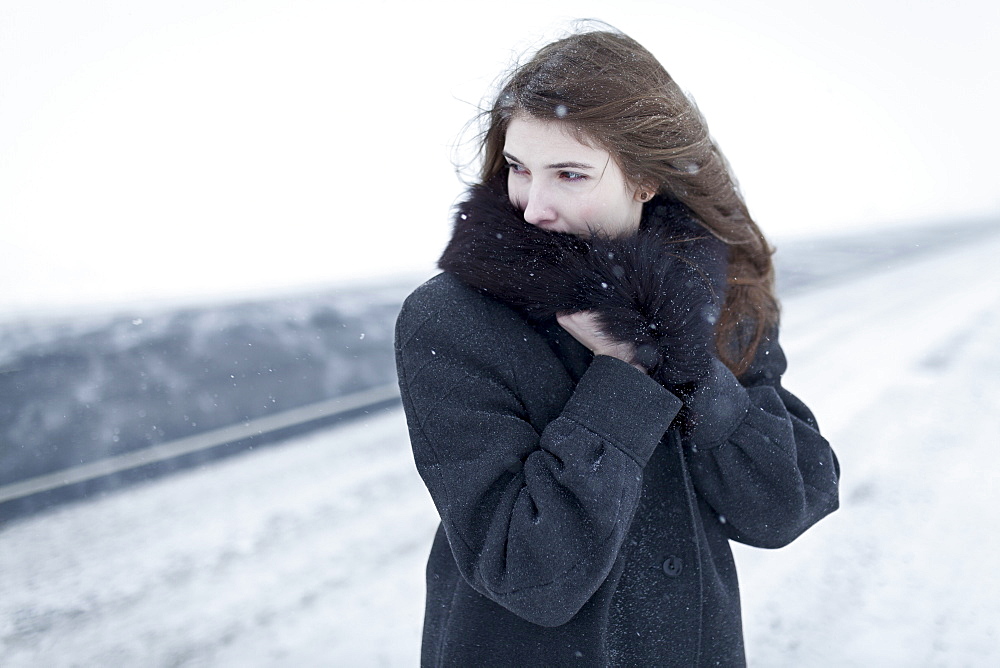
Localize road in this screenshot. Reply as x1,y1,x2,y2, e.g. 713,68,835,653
2,225,999,666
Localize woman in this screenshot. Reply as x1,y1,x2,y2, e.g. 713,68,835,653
395,27,839,667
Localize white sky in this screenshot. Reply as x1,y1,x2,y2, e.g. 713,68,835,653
2,0,998,315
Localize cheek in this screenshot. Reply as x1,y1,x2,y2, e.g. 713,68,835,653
579,190,637,234
600,186,634,218
576,193,612,222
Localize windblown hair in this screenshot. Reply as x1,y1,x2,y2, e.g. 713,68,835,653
476,27,778,375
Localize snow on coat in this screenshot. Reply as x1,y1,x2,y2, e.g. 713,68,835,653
394,182,840,667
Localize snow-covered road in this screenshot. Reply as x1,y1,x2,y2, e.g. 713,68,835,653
2,229,1000,666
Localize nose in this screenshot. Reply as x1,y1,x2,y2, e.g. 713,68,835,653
521,184,556,227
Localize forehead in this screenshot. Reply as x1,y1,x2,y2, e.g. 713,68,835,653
503,115,608,162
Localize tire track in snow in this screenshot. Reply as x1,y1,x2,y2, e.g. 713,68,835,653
778,231,1000,436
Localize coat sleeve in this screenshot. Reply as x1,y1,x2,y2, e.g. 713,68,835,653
395,277,681,627
681,330,840,548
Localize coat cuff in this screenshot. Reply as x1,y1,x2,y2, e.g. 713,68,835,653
682,357,750,449
560,355,682,467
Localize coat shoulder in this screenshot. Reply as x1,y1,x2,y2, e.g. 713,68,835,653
402,271,494,311
396,272,537,341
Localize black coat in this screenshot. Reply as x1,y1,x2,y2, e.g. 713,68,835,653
394,184,840,666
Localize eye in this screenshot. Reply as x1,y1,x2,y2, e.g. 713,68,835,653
560,171,588,182
506,161,527,175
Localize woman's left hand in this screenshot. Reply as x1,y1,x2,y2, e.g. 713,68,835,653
557,311,647,373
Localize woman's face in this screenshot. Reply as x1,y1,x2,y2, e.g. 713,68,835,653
504,115,645,237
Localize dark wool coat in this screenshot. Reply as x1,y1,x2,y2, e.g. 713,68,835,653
394,182,840,667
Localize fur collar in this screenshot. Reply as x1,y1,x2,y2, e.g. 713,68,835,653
438,180,728,388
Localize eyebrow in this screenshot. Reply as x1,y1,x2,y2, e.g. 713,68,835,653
503,151,595,171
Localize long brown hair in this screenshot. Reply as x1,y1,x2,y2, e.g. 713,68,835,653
476,27,779,376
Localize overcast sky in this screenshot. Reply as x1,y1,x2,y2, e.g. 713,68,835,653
2,0,997,315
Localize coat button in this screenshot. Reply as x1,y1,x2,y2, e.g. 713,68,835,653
662,556,683,577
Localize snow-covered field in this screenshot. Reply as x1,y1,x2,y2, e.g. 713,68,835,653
2,228,1000,666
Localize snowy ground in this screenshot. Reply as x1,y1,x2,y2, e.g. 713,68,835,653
2,229,1000,666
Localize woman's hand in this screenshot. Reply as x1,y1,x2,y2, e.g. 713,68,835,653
557,311,647,373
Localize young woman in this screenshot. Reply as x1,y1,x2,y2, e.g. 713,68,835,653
395,27,839,667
